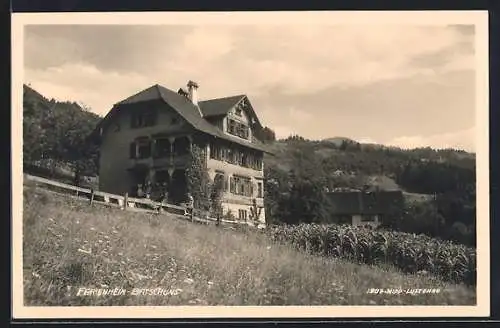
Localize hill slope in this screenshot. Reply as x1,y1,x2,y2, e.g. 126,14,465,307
23,184,475,306
264,138,475,193
23,84,102,180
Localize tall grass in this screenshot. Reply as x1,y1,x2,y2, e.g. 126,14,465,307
23,186,476,306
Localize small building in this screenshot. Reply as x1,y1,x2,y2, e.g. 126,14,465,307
326,190,404,228
88,81,272,227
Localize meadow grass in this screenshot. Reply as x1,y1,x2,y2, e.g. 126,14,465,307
22,185,476,306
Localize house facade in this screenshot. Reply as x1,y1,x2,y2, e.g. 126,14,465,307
326,190,404,228
90,81,271,227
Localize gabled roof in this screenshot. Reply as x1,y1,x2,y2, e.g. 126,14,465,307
327,191,404,215
198,95,246,117
91,84,272,154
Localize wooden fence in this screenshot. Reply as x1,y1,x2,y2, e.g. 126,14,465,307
23,174,252,227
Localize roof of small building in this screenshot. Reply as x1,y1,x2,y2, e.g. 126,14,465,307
90,84,273,154
327,190,404,215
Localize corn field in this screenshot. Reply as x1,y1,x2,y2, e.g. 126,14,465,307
266,224,476,286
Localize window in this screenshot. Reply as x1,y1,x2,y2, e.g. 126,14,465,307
235,108,242,117
361,215,377,222
231,175,252,197
257,182,263,198
252,156,263,170
209,142,215,159
227,118,249,140
227,148,235,164
241,153,248,167
172,137,190,156
229,177,235,193
228,119,236,134
213,173,225,191
155,138,171,158
210,142,225,161
137,139,151,159
238,209,247,221
131,109,157,128
144,111,156,126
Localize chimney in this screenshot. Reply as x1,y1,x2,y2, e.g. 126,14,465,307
187,80,199,106
187,80,203,117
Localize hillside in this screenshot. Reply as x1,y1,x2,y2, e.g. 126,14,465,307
22,86,476,246
23,84,102,181
23,184,475,306
263,137,476,246
265,138,475,189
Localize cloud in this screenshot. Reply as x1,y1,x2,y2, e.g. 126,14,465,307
288,107,312,122
387,127,476,152
23,23,477,152
25,63,150,114
25,24,474,96
272,125,295,139
357,137,379,144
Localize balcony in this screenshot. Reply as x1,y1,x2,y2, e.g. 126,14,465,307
129,157,153,168
207,159,264,179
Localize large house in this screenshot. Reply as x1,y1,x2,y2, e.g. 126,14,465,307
89,81,272,226
326,190,404,228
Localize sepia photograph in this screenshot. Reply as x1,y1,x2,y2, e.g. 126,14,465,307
12,11,489,319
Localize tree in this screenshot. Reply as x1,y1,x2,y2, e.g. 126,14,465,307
23,85,101,177
339,140,348,151
209,173,225,220
186,144,211,211
263,165,290,225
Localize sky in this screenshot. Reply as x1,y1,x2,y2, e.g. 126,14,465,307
24,23,477,152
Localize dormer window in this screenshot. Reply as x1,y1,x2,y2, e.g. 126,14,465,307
227,118,249,140
235,108,242,117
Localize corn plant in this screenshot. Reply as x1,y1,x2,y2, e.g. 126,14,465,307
266,223,476,286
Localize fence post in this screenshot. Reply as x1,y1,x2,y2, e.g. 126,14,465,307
124,192,128,210
89,188,95,206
